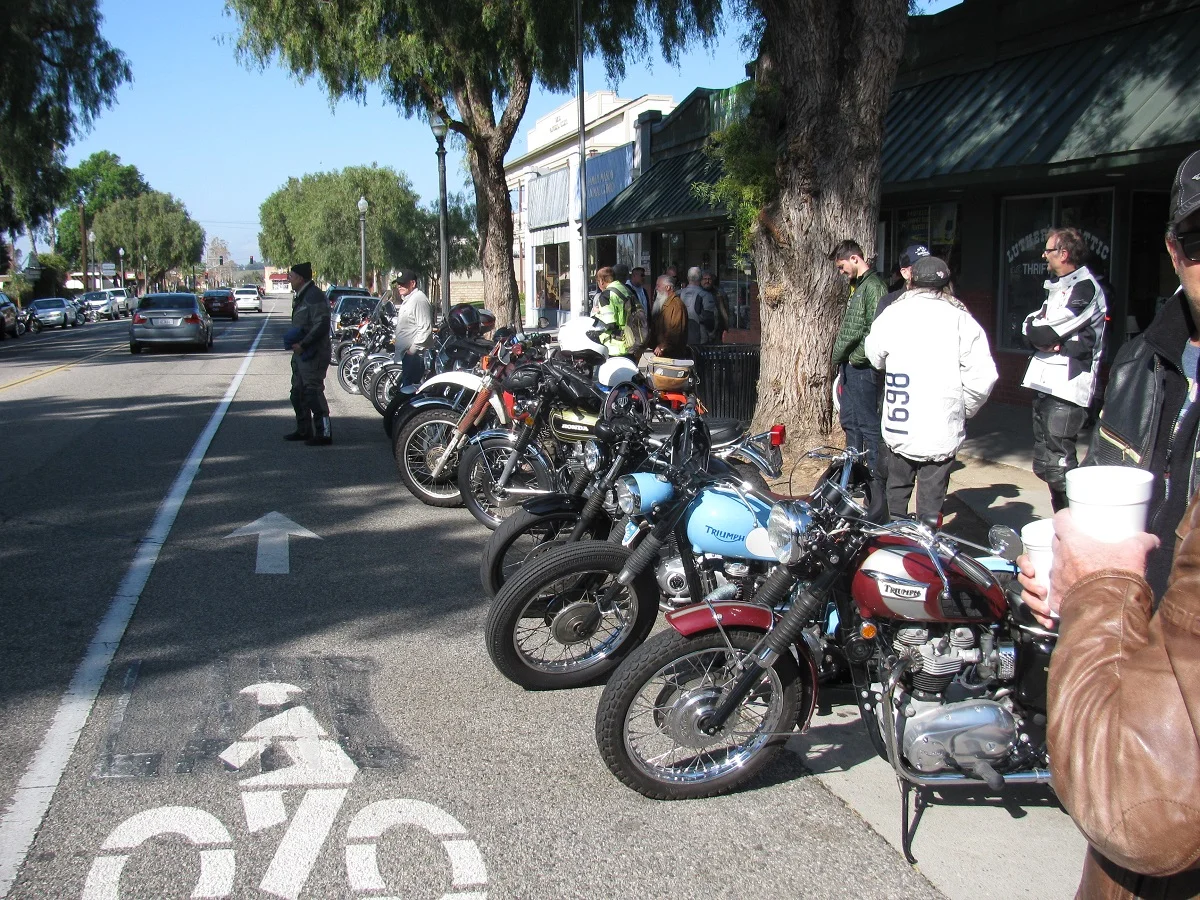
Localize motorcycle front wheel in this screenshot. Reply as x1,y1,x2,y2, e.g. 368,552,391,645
596,627,801,799
337,349,365,395
457,438,556,530
480,507,613,597
357,356,387,396
368,365,402,417
394,407,464,507
485,541,660,690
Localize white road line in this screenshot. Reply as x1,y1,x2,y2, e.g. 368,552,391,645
0,314,273,898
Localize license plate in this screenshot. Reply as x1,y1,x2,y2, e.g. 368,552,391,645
622,520,639,546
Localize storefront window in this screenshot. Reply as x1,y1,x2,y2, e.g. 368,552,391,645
884,202,961,279
998,190,1113,351
534,242,570,326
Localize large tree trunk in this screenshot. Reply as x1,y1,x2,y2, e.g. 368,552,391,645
467,145,521,327
750,0,907,442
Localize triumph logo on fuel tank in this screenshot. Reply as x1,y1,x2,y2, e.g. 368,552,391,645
880,581,924,601
705,526,740,542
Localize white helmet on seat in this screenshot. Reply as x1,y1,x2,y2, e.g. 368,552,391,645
556,315,609,359
596,357,638,388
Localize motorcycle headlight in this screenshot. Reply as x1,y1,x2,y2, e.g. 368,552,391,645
583,440,604,472
767,500,814,565
615,475,640,516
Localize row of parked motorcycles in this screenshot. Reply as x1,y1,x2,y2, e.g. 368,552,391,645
333,298,1057,862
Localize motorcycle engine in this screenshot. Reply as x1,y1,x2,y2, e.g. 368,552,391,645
656,556,690,601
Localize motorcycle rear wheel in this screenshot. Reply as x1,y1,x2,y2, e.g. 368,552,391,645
596,627,800,799
337,350,365,395
394,407,465,507
485,541,660,690
457,438,556,530
368,365,402,417
480,507,613,597
357,356,387,396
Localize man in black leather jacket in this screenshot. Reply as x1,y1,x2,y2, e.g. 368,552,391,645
1083,149,1200,599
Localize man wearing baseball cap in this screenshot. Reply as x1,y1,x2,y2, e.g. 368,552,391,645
874,243,930,322
1014,149,1200,899
391,269,433,386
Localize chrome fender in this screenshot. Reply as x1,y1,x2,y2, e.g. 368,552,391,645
466,428,554,474
663,599,819,733
418,371,509,424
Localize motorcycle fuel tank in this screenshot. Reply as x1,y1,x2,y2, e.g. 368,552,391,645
549,408,598,442
685,486,776,561
851,541,1008,623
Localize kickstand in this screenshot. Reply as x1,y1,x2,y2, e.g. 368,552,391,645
899,779,927,865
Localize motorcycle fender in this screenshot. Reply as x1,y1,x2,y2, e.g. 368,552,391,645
466,428,554,473
419,371,509,424
521,493,587,516
365,352,392,363
664,601,819,733
390,396,462,436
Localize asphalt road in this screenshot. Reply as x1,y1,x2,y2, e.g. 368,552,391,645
0,306,975,898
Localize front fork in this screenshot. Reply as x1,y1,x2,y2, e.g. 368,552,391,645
429,384,493,478
490,397,544,494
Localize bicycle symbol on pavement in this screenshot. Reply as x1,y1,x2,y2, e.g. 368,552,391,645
82,681,488,899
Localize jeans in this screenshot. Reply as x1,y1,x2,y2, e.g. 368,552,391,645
1031,391,1089,511
401,350,426,387
882,444,955,525
839,363,882,474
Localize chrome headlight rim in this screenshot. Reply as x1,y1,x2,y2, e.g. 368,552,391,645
583,440,604,472
767,500,813,565
615,475,640,516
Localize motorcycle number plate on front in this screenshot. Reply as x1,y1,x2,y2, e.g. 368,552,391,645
622,520,640,546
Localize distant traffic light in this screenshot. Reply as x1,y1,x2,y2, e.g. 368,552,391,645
218,255,223,266
249,256,254,265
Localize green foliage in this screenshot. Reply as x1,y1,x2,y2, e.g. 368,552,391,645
92,192,205,283
56,151,150,265
0,0,130,233
6,273,33,306
693,83,779,259
29,251,70,298
257,165,477,284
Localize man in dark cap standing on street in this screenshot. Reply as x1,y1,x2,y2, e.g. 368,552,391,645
284,262,333,445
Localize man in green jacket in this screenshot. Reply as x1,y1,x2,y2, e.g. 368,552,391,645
830,239,887,475
285,262,333,445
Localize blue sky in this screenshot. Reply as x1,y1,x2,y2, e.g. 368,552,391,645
47,0,960,265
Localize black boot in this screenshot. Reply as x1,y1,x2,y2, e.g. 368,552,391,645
306,416,332,446
284,413,313,441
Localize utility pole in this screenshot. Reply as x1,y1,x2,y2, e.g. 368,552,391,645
79,203,88,291
576,0,588,316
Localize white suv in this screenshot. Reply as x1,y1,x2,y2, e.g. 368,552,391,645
102,288,131,317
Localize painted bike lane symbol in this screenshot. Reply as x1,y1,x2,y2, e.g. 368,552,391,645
82,682,487,899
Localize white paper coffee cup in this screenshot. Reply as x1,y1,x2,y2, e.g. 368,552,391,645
1020,518,1056,595
1065,466,1154,543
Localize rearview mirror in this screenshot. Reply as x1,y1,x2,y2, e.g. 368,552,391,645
988,525,1023,562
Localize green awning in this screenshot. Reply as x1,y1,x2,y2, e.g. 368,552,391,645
883,12,1200,185
587,150,724,236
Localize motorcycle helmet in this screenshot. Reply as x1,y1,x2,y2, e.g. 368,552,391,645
556,316,609,360
478,309,497,334
596,357,638,388
448,303,482,338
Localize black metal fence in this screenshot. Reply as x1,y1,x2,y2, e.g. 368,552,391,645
690,343,761,422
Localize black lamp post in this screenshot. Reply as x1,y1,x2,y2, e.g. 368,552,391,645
88,230,96,288
357,195,368,289
429,116,452,321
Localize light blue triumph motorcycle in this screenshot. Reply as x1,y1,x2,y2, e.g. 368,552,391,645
483,403,876,690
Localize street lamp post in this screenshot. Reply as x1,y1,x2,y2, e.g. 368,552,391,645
430,117,452,321
88,230,96,288
118,247,125,289
357,195,368,289
143,254,148,295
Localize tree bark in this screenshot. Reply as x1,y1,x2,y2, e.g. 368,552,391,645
750,0,907,441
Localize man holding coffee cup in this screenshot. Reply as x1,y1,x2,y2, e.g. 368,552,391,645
1015,149,1200,898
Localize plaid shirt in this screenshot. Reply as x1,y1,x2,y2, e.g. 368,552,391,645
832,270,887,367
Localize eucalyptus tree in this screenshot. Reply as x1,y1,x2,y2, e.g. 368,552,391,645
56,152,150,266
92,192,205,285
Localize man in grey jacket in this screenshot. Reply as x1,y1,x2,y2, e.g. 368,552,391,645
285,262,333,445
679,266,716,344
392,269,433,386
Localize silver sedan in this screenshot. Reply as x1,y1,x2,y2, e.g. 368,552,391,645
129,293,213,353
28,297,76,328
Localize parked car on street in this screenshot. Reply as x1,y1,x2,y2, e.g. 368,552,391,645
129,293,213,353
0,292,19,338
82,290,121,320
99,288,131,317
203,289,239,320
28,297,76,328
326,285,371,309
233,287,262,312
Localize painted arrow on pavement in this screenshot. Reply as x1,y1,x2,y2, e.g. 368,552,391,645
225,512,319,574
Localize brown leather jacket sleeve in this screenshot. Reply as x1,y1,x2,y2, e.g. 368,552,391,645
1048,499,1200,877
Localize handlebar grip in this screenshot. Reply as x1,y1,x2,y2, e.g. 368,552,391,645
950,550,995,590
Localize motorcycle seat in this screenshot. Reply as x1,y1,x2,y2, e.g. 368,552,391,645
647,417,746,446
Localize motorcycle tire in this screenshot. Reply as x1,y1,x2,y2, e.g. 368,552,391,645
596,627,801,799
394,407,465,507
337,350,365,395
15,322,24,337
357,356,387,397
457,437,557,530
368,365,402,417
480,507,614,597
485,541,660,690
728,461,771,494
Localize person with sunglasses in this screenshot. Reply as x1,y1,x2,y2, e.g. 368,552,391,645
1020,226,1108,511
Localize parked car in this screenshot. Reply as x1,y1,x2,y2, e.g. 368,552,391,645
129,293,213,353
82,290,120,320
326,285,372,309
0,292,19,338
28,297,76,328
204,289,239,320
331,293,377,333
101,288,131,317
233,287,263,313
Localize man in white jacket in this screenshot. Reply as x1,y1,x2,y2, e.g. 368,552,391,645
865,257,998,525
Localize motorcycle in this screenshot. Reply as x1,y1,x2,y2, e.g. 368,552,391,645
20,307,43,335
337,306,395,395
482,401,791,690
594,446,1045,863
